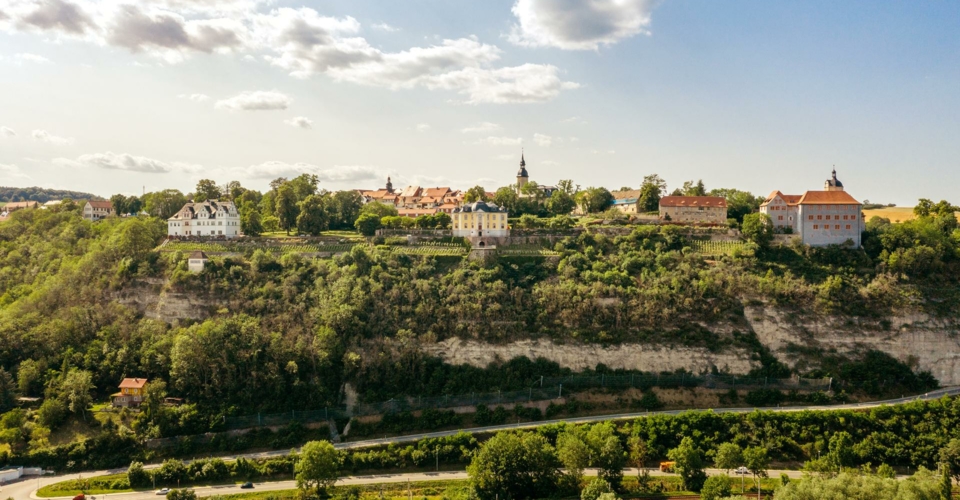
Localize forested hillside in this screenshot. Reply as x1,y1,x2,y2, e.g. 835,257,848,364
0,186,100,203
0,200,958,464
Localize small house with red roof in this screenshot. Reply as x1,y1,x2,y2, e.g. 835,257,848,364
112,378,148,408
83,200,114,221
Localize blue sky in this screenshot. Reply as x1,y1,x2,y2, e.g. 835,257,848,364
0,0,957,205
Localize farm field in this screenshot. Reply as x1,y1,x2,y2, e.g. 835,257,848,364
862,206,960,223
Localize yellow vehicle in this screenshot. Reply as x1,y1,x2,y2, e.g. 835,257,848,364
659,461,676,473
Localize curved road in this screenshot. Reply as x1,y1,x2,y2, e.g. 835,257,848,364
2,386,956,500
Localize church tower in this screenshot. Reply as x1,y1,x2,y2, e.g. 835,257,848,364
516,151,529,192
385,176,394,194
824,168,844,192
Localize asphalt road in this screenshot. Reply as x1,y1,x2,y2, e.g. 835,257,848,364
12,468,804,500
2,386,956,500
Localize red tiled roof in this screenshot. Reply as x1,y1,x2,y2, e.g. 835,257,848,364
761,191,802,207
659,196,727,208
87,200,113,209
398,208,438,217
797,190,861,205
119,378,148,389
422,187,451,198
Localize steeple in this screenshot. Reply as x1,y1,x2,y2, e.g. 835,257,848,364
824,167,844,191
386,176,394,193
516,149,529,191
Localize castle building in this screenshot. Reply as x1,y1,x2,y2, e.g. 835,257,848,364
167,200,240,238
451,201,509,237
760,169,863,247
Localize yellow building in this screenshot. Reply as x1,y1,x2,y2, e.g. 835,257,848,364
112,378,148,407
452,201,509,237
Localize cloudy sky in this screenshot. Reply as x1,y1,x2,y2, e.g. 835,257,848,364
0,0,958,204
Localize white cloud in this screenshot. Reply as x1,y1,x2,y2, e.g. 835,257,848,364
1,3,578,103
15,52,51,63
13,0,97,36
178,93,210,102
31,129,75,145
471,136,523,146
256,8,577,103
284,116,313,129
371,22,397,32
0,163,30,179
561,116,582,123
215,90,291,111
533,133,554,147
568,136,579,142
461,122,501,134
415,123,431,132
54,151,201,173
509,0,655,50
1,127,15,137
243,161,384,185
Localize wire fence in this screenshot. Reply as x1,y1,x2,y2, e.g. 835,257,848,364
223,374,831,430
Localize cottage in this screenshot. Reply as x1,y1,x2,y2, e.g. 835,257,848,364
659,196,728,224
83,200,114,221
610,190,643,215
112,378,148,408
187,250,209,272
0,200,40,222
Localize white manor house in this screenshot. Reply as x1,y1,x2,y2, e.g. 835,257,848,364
167,200,241,238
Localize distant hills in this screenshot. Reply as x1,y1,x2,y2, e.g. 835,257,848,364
0,186,101,203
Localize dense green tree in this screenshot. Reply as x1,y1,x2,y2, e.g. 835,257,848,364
61,369,94,421
668,437,707,492
557,430,590,485
275,183,299,234
638,174,666,212
580,478,612,500
547,190,576,216
166,489,197,500
327,190,364,230
742,213,773,247
576,187,614,214
774,470,941,500
144,189,187,219
110,194,129,215
468,431,559,500
699,475,732,500
939,438,960,483
463,186,490,204
709,188,762,223
296,440,342,497
714,443,743,473
743,446,769,500
0,369,15,410
360,201,398,219
297,195,329,236
194,180,222,201
288,174,319,201
493,187,520,213
355,213,382,236
240,205,264,236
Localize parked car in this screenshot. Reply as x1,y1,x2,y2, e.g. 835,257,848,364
735,467,749,475
240,483,254,489
155,488,170,495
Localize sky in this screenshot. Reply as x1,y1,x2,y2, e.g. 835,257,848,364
0,0,958,204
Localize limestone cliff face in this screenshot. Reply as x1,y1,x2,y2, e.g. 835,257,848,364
113,278,224,322
745,306,960,386
421,337,759,374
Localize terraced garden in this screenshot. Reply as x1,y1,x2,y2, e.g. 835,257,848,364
499,244,561,257
688,239,745,256
161,241,359,255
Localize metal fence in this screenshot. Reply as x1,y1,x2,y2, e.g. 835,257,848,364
223,374,831,430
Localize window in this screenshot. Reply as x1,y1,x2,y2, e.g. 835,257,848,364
808,215,814,220
843,215,848,220
835,225,840,230
817,215,822,220
851,215,857,220
778,216,783,221
846,225,851,230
